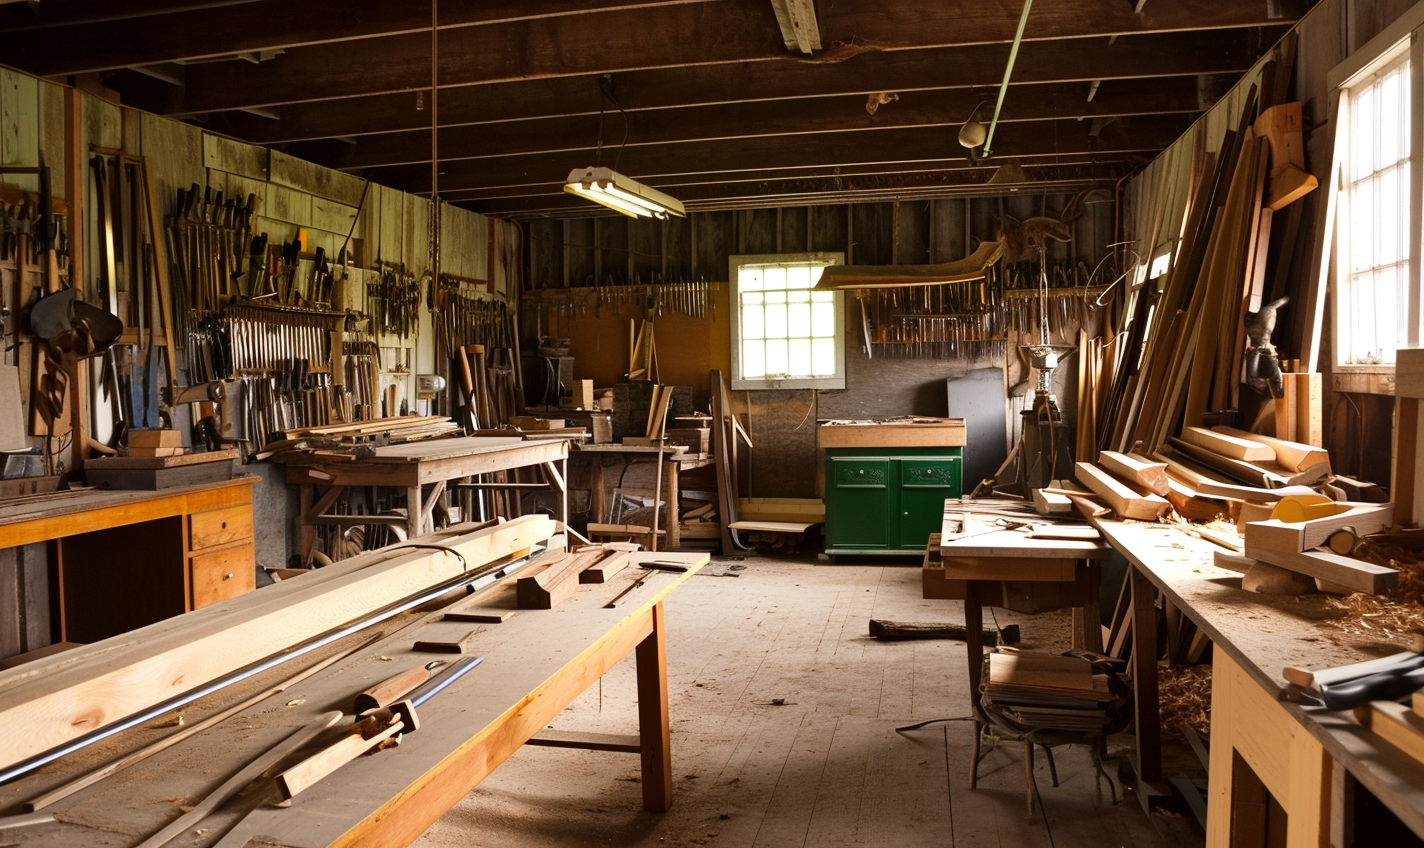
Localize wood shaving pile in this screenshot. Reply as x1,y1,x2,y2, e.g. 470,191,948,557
1156,664,1212,742
1323,542,1424,640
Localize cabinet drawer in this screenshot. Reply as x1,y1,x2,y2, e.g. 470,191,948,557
830,458,891,488
899,458,960,489
191,544,255,609
189,504,253,551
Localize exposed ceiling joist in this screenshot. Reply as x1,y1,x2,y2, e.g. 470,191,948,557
769,0,820,54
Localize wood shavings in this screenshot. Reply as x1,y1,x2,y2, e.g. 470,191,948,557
1157,664,1211,742
285,698,306,707
1321,547,1424,641
151,716,183,729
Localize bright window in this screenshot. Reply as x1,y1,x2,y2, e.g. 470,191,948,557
729,253,844,390
1338,53,1412,365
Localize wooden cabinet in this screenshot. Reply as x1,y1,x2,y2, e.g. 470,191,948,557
4,478,261,644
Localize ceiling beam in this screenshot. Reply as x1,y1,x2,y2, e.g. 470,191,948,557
287,76,1202,171
0,0,265,31
459,163,1122,217
361,114,1192,195
194,26,1280,140
769,0,820,54
0,0,724,76
156,0,1302,114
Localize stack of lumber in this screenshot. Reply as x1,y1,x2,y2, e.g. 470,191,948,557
678,502,721,543
257,416,461,461
983,651,1115,731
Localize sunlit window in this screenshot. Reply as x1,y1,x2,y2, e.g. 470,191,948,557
729,254,844,390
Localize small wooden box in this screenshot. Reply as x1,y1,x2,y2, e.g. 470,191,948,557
129,429,183,449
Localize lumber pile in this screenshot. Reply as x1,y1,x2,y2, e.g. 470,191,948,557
257,415,461,461
982,651,1118,731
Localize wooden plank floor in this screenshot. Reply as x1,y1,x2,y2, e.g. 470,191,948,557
415,556,1200,848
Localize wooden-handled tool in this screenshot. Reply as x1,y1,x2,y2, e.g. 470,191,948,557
352,664,436,714
274,657,483,802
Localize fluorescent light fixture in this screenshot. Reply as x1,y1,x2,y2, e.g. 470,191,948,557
564,166,685,219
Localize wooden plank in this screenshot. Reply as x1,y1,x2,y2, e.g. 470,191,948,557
1211,426,1330,472
1182,426,1276,461
818,419,966,448
1098,450,1170,496
0,69,40,193
0,514,552,773
1074,462,1170,520
1193,480,1316,503
269,149,367,207
202,132,269,180
1356,700,1424,768
1242,544,1398,595
1242,503,1393,554
524,730,641,754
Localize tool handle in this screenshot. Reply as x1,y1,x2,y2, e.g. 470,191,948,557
407,655,482,708
274,720,403,801
353,666,431,714
1320,667,1424,711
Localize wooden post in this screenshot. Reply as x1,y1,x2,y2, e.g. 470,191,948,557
636,601,672,812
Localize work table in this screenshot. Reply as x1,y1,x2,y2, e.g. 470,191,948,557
1097,519,1424,843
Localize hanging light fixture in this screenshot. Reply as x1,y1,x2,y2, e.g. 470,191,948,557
564,166,685,219
564,75,684,219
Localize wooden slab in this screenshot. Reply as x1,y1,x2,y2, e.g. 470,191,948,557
1098,451,1171,496
1182,426,1276,461
83,448,239,469
1212,426,1330,473
1074,462,1171,520
1242,543,1399,595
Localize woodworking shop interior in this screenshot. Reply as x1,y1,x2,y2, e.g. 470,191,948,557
11,1,1424,847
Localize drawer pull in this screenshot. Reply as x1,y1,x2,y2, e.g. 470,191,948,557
224,572,234,580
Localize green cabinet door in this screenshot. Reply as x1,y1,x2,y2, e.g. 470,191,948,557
896,457,962,549
825,457,894,550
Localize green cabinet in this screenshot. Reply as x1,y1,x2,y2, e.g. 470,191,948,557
824,447,962,555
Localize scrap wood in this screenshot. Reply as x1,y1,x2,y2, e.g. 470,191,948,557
1097,451,1171,496
515,547,603,609
1074,462,1170,521
1158,664,1212,741
868,619,1019,645
1182,426,1275,462
1243,544,1399,595
1211,425,1330,473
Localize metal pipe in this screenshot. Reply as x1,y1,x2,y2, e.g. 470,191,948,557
980,0,1035,160
0,533,538,786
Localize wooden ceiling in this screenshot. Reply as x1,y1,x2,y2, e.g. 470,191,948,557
0,0,1313,219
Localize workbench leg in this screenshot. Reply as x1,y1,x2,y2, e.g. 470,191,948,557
663,458,679,550
636,601,673,812
297,485,316,562
406,485,423,540
963,587,986,704
1082,560,1103,653
1129,564,1162,785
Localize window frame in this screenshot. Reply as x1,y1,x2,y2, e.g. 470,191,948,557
1328,5,1424,381
728,252,845,391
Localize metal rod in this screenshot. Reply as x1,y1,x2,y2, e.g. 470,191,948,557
980,0,1034,159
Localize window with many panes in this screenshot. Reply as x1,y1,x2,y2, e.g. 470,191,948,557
1337,52,1411,365
1328,6,1424,376
729,254,844,390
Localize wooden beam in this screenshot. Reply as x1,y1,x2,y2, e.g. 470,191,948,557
1242,544,1398,595
293,78,1203,171
0,515,553,774
1242,503,1393,554
0,0,720,76
1097,450,1170,496
1074,462,1171,520
769,0,820,54
207,30,1274,143
161,1,1302,114
362,115,1192,196
515,547,605,609
1181,426,1276,461
1210,426,1330,472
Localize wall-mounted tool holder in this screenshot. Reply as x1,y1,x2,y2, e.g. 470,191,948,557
526,279,721,338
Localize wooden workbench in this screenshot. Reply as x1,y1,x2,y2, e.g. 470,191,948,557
0,476,258,644
572,443,713,550
0,547,707,847
283,437,569,559
930,506,1108,713
1097,519,1424,845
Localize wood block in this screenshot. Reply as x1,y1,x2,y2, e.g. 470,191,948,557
1241,562,1317,595
1211,551,1253,573
1182,426,1276,461
1098,450,1170,496
1074,462,1170,520
515,547,605,609
579,551,632,584
442,609,514,623
1243,503,1393,553
1032,486,1073,515
1242,544,1399,595
127,446,184,458
1211,426,1330,473
128,429,183,449
412,628,481,654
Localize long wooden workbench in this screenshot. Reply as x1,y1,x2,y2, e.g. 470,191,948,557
1098,520,1424,846
283,436,569,560
0,529,706,846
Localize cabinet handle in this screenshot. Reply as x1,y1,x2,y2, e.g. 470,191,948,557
221,521,228,529
223,572,234,580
